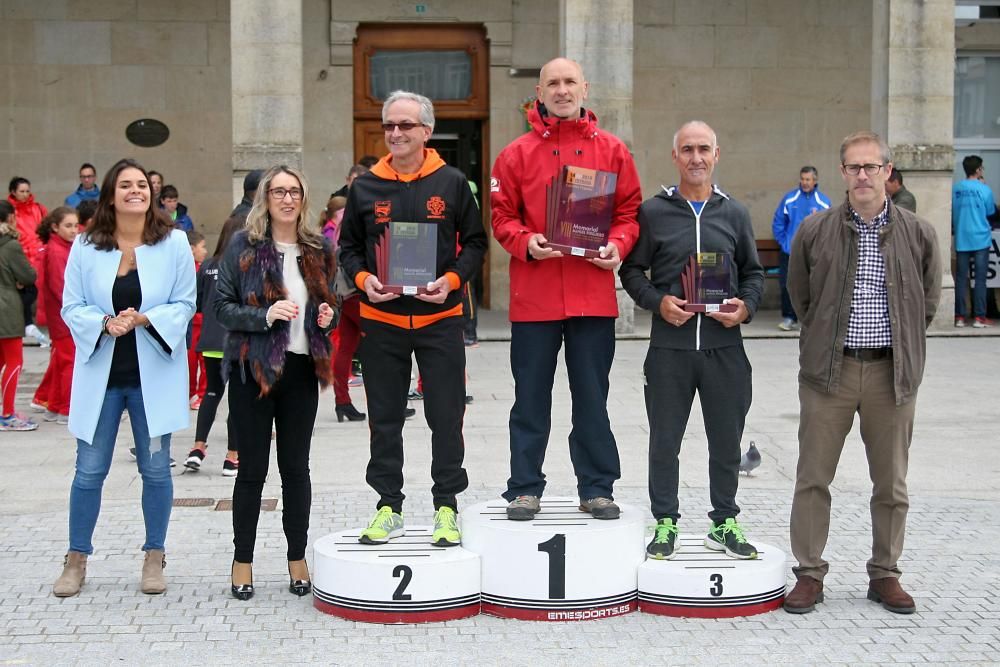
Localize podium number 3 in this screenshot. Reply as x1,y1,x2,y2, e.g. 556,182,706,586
709,573,724,597
392,565,413,600
538,534,567,599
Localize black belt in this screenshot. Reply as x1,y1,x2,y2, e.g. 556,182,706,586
843,347,892,361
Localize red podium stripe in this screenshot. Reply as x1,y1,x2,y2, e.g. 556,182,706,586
314,599,480,624
639,597,784,618
482,600,636,621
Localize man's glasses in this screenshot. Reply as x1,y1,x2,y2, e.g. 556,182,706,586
382,122,425,132
268,187,303,201
842,163,884,176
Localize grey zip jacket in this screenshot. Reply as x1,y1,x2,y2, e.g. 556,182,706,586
619,185,764,350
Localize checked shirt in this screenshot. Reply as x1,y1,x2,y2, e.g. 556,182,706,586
845,199,893,349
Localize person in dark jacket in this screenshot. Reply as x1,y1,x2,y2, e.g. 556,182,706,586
783,131,941,615
620,121,764,562
339,90,487,548
0,201,39,431
885,169,916,213
215,165,337,601
230,169,263,222
183,216,244,477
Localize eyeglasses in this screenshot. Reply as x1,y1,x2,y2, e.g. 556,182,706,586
268,187,303,201
382,122,425,132
842,163,884,176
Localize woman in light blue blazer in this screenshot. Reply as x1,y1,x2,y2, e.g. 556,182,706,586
52,158,196,598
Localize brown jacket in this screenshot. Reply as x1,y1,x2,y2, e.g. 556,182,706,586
787,198,941,405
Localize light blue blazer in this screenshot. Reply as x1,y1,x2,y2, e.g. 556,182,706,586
62,229,196,444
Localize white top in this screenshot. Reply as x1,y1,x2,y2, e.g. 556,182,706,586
275,240,309,355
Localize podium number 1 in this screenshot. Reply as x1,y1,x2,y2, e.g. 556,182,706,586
537,534,566,599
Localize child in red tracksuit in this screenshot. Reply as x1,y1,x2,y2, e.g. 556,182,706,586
187,230,208,408
32,207,78,423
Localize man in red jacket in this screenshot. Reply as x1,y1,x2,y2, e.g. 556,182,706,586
491,57,642,520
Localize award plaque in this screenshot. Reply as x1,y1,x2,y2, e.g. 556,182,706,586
374,221,438,295
544,166,617,258
681,253,738,313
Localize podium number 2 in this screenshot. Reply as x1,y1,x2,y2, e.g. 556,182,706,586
392,565,413,600
709,573,724,597
537,534,566,599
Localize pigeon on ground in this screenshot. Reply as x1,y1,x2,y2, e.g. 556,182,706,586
739,441,761,476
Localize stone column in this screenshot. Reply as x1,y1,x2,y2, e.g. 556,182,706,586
230,0,304,204
872,0,955,329
560,0,637,334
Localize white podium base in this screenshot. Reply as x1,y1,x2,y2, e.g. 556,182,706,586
638,538,786,618
462,498,645,621
312,527,480,623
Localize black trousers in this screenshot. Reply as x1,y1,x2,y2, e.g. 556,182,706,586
194,356,235,450
644,344,751,523
229,353,318,562
503,317,620,501
360,316,467,513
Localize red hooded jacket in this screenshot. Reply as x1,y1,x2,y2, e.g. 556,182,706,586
6,194,46,266
490,103,641,322
41,233,73,340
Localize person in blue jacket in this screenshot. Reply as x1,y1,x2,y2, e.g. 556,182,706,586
64,163,101,208
771,166,831,330
52,158,196,598
159,185,195,231
952,155,997,328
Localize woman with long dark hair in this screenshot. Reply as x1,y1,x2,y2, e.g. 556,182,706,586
215,165,337,600
52,158,196,597
183,215,245,476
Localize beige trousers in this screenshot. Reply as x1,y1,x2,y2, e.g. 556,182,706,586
790,357,916,582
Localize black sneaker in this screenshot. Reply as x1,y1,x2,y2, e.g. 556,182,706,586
704,518,758,559
128,447,176,467
222,458,238,477
404,407,416,419
647,518,679,560
184,448,206,471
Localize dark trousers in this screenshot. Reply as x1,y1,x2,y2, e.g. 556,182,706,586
20,285,37,327
333,296,362,405
360,316,467,513
778,251,796,321
228,353,317,562
644,345,751,523
194,356,235,450
503,317,620,501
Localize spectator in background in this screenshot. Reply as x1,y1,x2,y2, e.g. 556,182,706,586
0,201,38,431
76,200,98,232
953,155,996,328
230,169,263,222
885,170,916,213
64,163,100,208
160,185,194,232
186,230,208,409
331,163,370,199
771,166,831,331
32,207,79,424
147,171,163,202
7,177,48,347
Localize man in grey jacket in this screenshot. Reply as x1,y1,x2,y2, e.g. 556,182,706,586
620,121,764,562
783,131,941,615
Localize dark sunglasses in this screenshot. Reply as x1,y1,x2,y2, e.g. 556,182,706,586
382,122,424,132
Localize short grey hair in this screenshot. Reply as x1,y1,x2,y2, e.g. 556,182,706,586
673,120,717,152
800,165,818,178
382,90,435,131
839,131,891,165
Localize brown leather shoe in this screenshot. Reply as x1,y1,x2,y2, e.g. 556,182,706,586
141,549,167,595
783,575,823,614
53,551,87,597
867,577,915,614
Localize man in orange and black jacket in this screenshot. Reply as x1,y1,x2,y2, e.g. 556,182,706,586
339,90,487,545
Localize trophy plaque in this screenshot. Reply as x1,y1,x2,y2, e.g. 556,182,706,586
681,252,738,313
375,221,438,296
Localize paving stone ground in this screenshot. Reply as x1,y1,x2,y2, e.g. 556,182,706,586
1,326,998,666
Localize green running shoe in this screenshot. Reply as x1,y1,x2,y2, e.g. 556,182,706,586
646,518,680,560
431,506,461,547
358,506,404,544
704,517,758,559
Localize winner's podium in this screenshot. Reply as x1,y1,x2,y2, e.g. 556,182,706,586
312,528,480,623
462,498,645,621
638,537,786,618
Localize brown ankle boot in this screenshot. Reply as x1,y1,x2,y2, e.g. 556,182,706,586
141,549,167,595
53,552,87,597
783,575,823,614
867,577,915,614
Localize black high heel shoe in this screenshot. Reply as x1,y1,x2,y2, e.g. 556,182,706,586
288,559,312,596
335,403,366,422
231,561,254,601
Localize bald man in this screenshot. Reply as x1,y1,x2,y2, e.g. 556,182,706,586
490,57,642,520
620,121,764,560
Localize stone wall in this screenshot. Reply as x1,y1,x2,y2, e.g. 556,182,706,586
0,0,233,234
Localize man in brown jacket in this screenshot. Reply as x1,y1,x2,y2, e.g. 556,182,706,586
783,131,941,615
